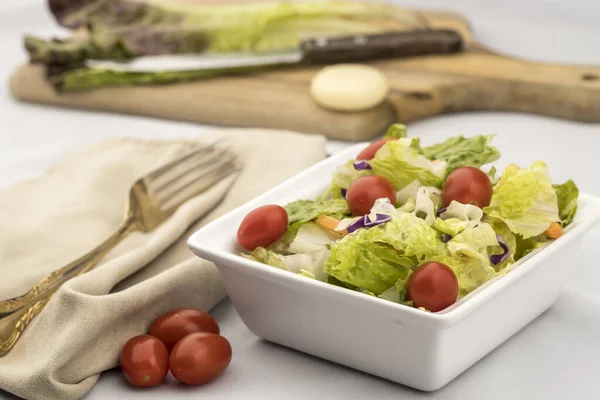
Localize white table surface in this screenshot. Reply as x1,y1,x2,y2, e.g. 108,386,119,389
2,1,600,399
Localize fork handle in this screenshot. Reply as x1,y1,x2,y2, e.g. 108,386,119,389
0,216,137,356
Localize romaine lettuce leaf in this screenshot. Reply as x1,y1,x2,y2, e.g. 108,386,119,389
487,218,517,271
269,221,304,253
483,161,560,238
554,179,579,227
324,212,443,294
325,239,413,295
369,139,446,191
440,201,484,227
284,199,350,225
412,186,442,225
433,201,483,237
369,197,399,216
383,123,407,139
245,247,330,281
486,165,498,184
326,275,356,290
396,179,421,204
331,159,372,190
446,223,499,264
514,234,548,261
316,182,345,201
429,254,496,298
421,135,500,174
288,222,339,254
433,218,467,237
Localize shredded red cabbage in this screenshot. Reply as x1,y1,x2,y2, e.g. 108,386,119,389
346,213,392,233
490,234,509,265
436,207,447,218
353,160,372,170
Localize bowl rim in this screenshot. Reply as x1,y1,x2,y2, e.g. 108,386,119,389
188,143,600,328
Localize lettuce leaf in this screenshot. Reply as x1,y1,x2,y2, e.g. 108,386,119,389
483,161,560,238
433,201,483,236
331,159,372,189
284,199,350,225
369,139,446,191
245,247,330,281
382,269,414,302
288,223,339,254
440,201,483,227
486,165,498,184
446,223,499,264
383,123,407,139
316,182,345,201
324,212,443,294
412,186,442,225
421,135,500,174
514,234,548,261
487,218,517,271
433,218,467,237
325,239,413,295
396,179,421,204
429,254,496,297
554,179,579,227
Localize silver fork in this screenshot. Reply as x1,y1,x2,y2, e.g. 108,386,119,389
0,141,240,356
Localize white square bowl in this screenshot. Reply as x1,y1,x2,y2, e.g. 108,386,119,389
188,143,600,391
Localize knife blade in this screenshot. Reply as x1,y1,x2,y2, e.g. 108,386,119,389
85,29,462,72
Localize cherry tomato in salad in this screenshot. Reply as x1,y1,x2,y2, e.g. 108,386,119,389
407,262,458,312
442,166,493,208
120,335,169,388
346,175,396,216
150,309,220,352
169,332,232,385
237,205,288,251
356,138,398,160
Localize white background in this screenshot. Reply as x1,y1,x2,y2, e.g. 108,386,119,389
1,1,600,399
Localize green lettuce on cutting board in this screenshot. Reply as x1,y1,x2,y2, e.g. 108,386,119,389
27,0,425,91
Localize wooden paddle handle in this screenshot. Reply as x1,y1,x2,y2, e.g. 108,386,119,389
300,29,463,65
385,52,600,124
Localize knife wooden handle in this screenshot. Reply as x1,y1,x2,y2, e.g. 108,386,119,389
300,29,463,65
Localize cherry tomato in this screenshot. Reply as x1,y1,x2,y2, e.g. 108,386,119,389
237,205,288,251
442,166,493,208
356,138,398,160
346,175,396,216
150,309,220,352
169,332,232,385
120,335,169,388
407,262,458,312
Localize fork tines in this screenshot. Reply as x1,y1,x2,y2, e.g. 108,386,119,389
145,142,240,213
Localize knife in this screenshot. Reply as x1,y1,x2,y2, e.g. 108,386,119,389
85,29,463,72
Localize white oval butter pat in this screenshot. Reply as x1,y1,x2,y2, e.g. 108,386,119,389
310,64,389,112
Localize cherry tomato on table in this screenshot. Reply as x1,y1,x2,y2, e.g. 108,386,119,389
346,175,396,216
120,335,169,388
407,262,458,312
442,166,493,208
150,309,220,352
356,138,398,160
169,332,232,385
237,205,288,251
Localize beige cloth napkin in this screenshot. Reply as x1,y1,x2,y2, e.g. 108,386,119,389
0,128,326,400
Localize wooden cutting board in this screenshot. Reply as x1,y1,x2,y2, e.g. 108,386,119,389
10,9,600,141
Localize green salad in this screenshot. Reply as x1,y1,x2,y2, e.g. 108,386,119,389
236,124,579,312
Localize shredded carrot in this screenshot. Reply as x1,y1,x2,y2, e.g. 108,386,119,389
545,222,563,239
316,215,346,237
317,215,340,231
